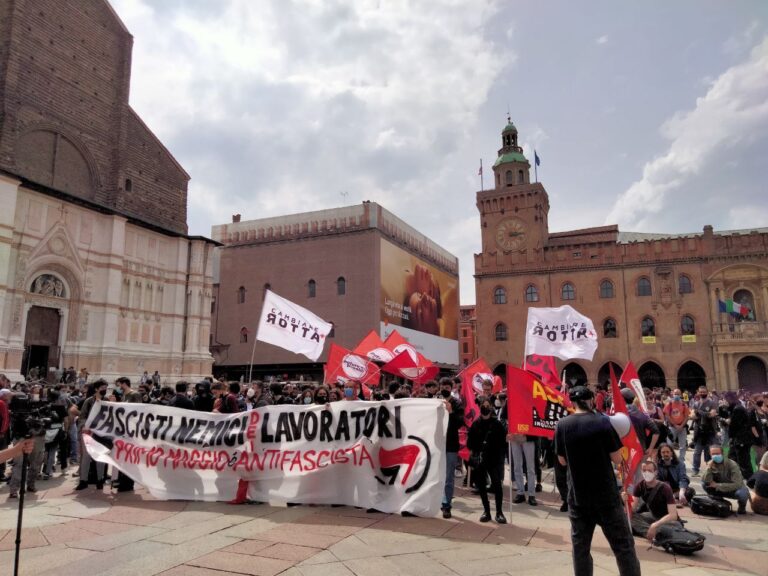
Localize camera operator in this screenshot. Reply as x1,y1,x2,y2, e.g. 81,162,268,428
8,385,47,498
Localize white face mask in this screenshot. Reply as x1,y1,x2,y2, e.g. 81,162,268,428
642,471,656,483
31,394,40,402
246,389,255,398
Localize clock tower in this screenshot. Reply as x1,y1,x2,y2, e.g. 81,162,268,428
477,118,550,266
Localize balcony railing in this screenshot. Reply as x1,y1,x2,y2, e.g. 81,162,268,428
711,321,768,341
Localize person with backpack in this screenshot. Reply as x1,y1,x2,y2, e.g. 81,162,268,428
630,459,679,541
701,444,750,514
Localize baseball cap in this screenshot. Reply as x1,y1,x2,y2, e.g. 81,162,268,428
569,386,594,401
620,388,636,403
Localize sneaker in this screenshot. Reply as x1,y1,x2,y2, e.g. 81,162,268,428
479,511,491,523
75,481,89,491
513,494,525,504
559,502,569,513
528,496,538,506
442,508,452,519
737,506,747,515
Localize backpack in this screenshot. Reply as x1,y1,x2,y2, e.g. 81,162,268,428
653,523,706,555
691,494,732,517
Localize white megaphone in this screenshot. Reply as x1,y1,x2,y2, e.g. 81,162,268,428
608,412,631,439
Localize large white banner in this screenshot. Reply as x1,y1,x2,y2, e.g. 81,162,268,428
256,289,333,361
83,399,447,515
525,305,598,361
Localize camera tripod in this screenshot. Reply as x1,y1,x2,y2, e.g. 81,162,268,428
13,439,31,576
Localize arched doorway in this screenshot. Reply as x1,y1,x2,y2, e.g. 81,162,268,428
638,361,666,389
677,361,706,393
597,362,623,388
22,306,61,379
737,356,767,393
562,362,587,387
493,363,507,387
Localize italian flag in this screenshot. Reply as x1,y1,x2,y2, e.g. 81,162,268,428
718,299,748,316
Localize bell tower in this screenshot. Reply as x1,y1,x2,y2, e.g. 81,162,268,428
476,118,550,266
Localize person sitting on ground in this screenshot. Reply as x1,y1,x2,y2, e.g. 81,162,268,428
746,451,768,515
701,444,751,514
630,459,680,541
656,443,695,507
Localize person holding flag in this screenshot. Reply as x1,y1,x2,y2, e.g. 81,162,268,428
555,386,641,576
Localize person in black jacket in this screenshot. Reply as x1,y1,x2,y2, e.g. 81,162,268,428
656,443,695,506
468,396,507,523
193,381,215,412
168,381,195,410
725,392,760,480
440,377,463,518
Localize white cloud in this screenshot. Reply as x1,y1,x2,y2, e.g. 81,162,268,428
605,36,768,230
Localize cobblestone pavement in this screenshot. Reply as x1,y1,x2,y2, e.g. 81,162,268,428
1,466,766,576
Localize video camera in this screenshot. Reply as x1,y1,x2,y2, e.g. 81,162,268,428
8,395,65,438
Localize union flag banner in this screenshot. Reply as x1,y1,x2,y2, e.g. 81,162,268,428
610,364,644,489
524,354,562,390
461,358,494,395
620,361,649,413
506,366,569,439
353,330,394,363
324,343,380,387
381,350,439,384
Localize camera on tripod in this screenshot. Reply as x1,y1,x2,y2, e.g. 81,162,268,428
8,395,58,438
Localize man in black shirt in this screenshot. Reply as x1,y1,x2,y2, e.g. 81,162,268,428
630,460,679,540
555,386,640,576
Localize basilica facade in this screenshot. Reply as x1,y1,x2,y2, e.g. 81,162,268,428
474,120,768,392
0,0,215,382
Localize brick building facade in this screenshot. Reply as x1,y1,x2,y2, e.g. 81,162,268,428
459,305,477,368
210,202,459,380
0,0,216,381
474,120,768,392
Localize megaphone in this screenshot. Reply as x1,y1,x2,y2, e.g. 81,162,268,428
608,412,631,439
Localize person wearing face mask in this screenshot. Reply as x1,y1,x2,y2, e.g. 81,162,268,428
630,459,679,541
656,444,695,506
691,386,718,476
555,386,640,576
725,391,759,480
663,389,690,462
467,397,507,524
701,444,750,514
75,380,110,491
314,386,330,405
752,395,767,465
299,388,314,405
440,378,463,519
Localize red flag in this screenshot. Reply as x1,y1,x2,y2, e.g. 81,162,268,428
506,366,569,439
460,365,481,429
524,354,562,389
610,364,643,490
381,331,438,385
353,330,393,363
461,358,493,395
619,361,648,413
324,343,380,387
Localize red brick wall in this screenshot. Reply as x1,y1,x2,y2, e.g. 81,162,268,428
0,0,188,234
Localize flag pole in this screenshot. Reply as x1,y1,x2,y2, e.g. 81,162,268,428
534,151,538,183
479,158,484,191
247,329,258,383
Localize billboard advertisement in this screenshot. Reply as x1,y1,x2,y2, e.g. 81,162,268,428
380,239,459,365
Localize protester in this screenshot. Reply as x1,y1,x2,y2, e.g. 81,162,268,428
630,459,679,541
701,444,750,514
691,387,718,476
249,381,271,408
169,381,195,410
621,388,660,459
555,386,640,576
314,386,329,404
467,396,507,524
509,431,538,506
656,443,695,506
76,380,109,491
193,381,215,412
663,389,689,461
440,377,463,519
747,451,768,515
725,391,759,479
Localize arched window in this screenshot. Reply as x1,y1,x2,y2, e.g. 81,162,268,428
505,170,513,185
495,323,508,341
599,280,614,299
237,286,246,304
525,284,539,302
603,318,617,338
733,289,756,322
308,279,316,298
239,327,248,343
681,315,695,335
561,282,575,301
678,274,692,294
337,276,346,296
641,316,655,337
517,169,524,184
637,277,652,297
493,286,506,304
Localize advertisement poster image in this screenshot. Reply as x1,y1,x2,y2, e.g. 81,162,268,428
379,239,458,364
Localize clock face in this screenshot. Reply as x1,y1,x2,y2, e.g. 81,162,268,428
495,217,527,251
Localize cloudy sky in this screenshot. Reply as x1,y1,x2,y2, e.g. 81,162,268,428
111,0,768,304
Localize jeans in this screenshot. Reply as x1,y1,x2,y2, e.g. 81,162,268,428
569,499,641,576
692,438,712,473
703,485,750,509
44,448,56,476
69,422,79,462
9,436,45,493
669,425,687,461
511,440,536,496
442,451,458,509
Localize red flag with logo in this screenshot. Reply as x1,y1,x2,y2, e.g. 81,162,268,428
461,358,494,395
381,349,438,384
619,361,648,413
353,330,394,364
524,354,562,389
610,364,643,492
459,365,481,461
324,343,380,387
506,366,569,439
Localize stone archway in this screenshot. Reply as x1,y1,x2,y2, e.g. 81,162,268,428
737,356,767,393
493,363,507,387
597,362,623,388
677,361,706,393
638,361,666,389
562,362,587,387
